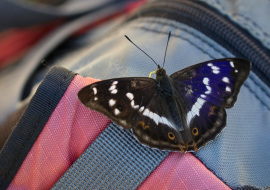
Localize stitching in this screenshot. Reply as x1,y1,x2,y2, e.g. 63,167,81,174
131,19,270,110
134,19,229,58
214,0,270,39
244,83,270,110
236,13,270,39
210,0,270,47
137,26,221,59
1,70,72,186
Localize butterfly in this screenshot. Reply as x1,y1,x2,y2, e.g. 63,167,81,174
78,32,251,152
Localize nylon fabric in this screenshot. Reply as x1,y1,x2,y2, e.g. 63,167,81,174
8,74,110,190
138,152,230,190
52,123,169,190
201,0,270,50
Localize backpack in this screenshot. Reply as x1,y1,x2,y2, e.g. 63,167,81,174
0,0,269,189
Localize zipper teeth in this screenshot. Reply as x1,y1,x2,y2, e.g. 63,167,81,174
130,0,270,85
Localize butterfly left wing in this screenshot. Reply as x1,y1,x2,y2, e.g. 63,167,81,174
78,77,157,129
170,58,251,151
78,77,187,151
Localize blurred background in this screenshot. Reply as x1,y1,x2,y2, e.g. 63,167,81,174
0,0,144,148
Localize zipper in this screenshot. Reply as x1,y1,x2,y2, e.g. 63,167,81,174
128,0,270,87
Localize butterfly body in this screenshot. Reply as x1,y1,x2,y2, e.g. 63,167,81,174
78,58,251,152
155,67,174,96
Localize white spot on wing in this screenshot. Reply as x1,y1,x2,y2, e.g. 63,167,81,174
208,64,220,74
161,116,175,129
114,108,120,115
186,112,193,126
205,86,211,94
203,77,211,94
226,86,232,92
200,94,206,98
94,97,98,101
198,97,205,104
142,108,176,130
111,89,118,94
133,105,139,109
222,77,230,83
139,106,144,112
109,99,116,107
130,99,139,109
203,77,209,85
230,61,234,68
109,85,116,91
131,100,134,107
235,69,238,73
213,70,220,74
187,98,206,124
126,92,134,100
93,87,97,95
143,109,150,116
112,81,118,85
153,113,159,125
109,81,118,93
149,111,154,120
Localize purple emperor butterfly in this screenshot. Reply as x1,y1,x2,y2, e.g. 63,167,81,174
78,32,251,152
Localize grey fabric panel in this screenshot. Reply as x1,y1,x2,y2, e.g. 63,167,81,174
52,123,169,190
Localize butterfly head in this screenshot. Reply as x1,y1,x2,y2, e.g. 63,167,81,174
155,66,167,78
149,65,167,78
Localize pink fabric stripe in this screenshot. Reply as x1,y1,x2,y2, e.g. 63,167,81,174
8,75,110,190
138,152,230,190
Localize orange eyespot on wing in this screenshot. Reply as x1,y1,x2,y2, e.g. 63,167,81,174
168,132,175,140
192,127,199,136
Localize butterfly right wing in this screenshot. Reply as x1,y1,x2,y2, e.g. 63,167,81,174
170,58,250,151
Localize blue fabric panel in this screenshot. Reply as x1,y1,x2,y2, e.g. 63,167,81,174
0,66,76,190
52,123,169,190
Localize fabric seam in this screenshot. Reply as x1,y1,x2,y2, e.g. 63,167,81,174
212,0,270,42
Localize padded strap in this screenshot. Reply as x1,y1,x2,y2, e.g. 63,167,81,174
0,66,76,189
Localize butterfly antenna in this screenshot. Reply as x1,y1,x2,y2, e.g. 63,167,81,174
125,35,159,67
162,31,171,68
